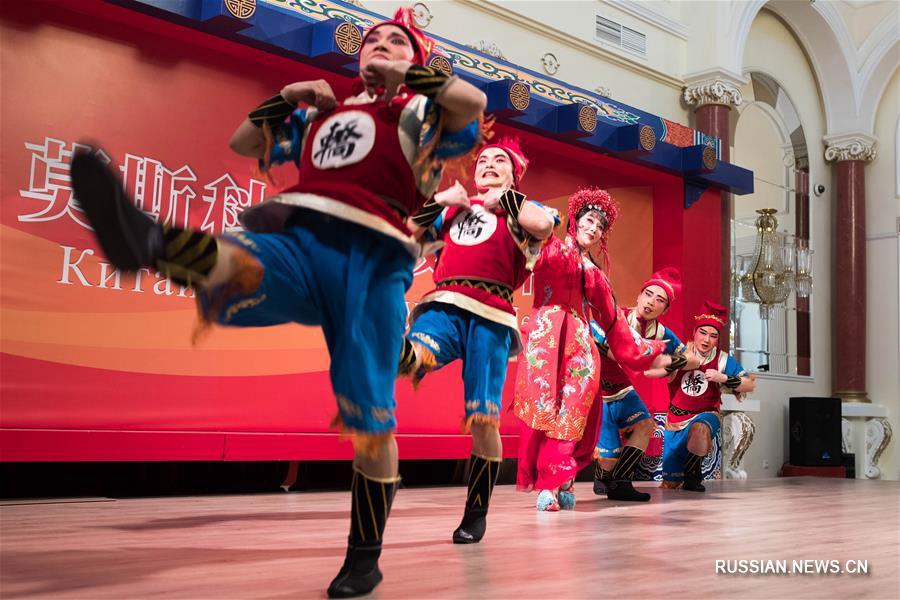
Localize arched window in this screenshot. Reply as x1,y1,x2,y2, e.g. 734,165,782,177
731,72,812,377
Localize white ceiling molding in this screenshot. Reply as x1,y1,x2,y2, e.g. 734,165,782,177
724,0,900,140
730,0,768,74
684,67,749,89
737,71,811,174
604,0,689,41
841,0,886,8
809,0,863,106
857,15,900,95
459,0,684,89
822,131,877,147
859,49,900,136
724,1,863,138
807,0,899,137
857,9,899,71
737,100,795,149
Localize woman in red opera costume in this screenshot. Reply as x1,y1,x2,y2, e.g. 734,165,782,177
513,187,670,511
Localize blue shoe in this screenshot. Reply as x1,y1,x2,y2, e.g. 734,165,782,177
558,489,576,510
536,489,559,511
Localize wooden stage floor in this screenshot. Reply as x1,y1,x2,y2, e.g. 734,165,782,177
2,478,898,599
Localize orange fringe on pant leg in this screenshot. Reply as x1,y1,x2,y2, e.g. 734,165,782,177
191,299,214,347
462,413,500,434
330,413,395,459
408,342,437,390
190,243,265,346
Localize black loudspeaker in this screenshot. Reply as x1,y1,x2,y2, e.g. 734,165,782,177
789,397,842,466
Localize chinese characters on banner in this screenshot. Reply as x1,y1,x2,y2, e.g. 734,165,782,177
19,136,267,236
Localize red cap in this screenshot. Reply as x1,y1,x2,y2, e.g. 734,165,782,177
362,8,435,66
694,300,728,333
475,137,529,190
643,267,681,304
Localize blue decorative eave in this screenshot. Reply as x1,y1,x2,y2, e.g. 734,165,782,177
106,0,754,197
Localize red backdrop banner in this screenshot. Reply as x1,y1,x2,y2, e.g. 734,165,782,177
0,1,675,461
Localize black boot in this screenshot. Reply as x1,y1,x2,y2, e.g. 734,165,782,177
70,147,163,271
327,469,399,598
605,446,651,502
71,146,219,288
592,461,610,496
452,454,501,544
682,452,706,492
606,479,651,501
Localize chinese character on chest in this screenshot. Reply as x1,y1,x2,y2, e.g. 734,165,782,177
310,110,376,170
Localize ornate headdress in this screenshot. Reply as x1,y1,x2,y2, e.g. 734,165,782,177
566,186,619,269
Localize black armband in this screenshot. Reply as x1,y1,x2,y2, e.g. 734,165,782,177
248,93,295,129
404,64,451,98
411,199,443,228
723,375,743,389
664,352,688,374
499,190,527,221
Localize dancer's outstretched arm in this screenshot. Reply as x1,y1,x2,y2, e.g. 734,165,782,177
489,190,555,240
229,79,337,158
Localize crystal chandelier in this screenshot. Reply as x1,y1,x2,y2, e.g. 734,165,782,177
733,209,813,319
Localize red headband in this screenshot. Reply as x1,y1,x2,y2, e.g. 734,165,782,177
362,7,435,65
643,267,681,303
475,137,528,190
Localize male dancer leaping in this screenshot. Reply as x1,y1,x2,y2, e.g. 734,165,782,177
70,9,486,597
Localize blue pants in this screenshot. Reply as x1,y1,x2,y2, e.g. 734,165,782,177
595,390,652,458
662,412,721,481
202,211,414,434
408,303,512,422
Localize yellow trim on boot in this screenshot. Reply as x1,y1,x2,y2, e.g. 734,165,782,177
471,452,502,462
352,466,401,485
